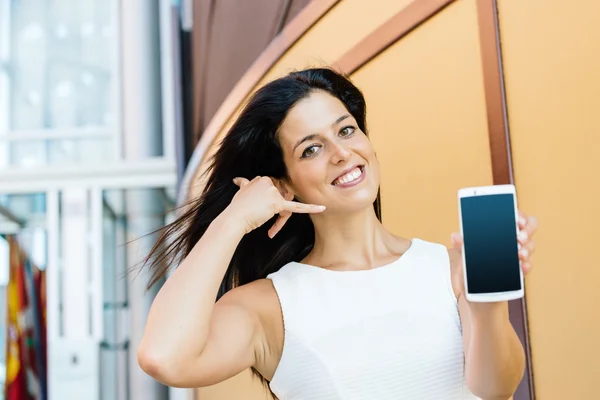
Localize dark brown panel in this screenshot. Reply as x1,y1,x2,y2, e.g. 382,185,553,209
191,0,216,145
476,1,535,399
336,0,456,74
275,0,293,35
200,0,289,132
283,0,313,27
181,0,340,200
476,0,514,185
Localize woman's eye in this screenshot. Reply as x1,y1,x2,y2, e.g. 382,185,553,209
301,145,320,158
340,126,356,137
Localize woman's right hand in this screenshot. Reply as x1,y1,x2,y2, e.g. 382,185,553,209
226,176,326,238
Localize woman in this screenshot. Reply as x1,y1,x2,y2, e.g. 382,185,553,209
138,68,538,399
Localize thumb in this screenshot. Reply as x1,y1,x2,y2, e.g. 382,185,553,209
232,177,250,187
450,232,463,251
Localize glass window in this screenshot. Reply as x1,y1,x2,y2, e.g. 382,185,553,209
7,0,116,131
0,0,118,170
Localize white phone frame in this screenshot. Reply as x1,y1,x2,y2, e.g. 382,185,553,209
457,184,524,302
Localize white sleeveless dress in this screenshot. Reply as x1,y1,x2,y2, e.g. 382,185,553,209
266,238,480,400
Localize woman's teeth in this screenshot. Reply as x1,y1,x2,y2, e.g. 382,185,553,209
333,167,362,185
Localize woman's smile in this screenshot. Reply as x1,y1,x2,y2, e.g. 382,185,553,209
331,165,366,188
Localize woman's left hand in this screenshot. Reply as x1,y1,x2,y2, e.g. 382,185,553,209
450,211,539,305
451,212,538,398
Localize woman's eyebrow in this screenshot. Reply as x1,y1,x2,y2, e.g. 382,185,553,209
292,114,351,152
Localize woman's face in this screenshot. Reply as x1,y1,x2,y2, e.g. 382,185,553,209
277,90,380,214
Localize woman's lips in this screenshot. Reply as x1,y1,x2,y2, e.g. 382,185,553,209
332,166,365,187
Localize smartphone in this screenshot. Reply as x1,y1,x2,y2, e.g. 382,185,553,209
457,184,524,302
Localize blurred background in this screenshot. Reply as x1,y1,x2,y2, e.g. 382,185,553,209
0,0,598,400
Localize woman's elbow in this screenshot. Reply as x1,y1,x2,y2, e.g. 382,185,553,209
138,345,167,381
137,344,182,386
137,345,209,388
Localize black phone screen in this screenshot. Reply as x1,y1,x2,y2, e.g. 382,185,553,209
460,193,521,294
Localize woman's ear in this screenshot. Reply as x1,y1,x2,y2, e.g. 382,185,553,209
272,178,295,201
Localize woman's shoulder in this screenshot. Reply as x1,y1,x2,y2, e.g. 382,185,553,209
223,278,280,311
224,279,285,329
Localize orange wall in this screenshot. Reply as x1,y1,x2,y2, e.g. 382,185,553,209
498,0,600,398
350,0,492,245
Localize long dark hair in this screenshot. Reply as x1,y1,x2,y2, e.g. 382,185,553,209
144,68,381,297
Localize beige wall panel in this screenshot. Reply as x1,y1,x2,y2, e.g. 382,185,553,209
258,0,416,81
190,0,416,199
498,0,600,398
351,0,492,245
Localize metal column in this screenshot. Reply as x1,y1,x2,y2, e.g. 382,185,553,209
121,0,168,399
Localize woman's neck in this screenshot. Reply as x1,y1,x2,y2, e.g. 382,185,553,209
306,206,408,271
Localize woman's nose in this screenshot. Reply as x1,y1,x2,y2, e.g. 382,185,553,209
330,142,351,163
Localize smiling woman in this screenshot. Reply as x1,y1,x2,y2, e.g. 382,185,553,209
137,68,534,400
140,68,381,294
277,90,379,215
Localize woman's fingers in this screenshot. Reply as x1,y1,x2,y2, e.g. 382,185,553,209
269,201,325,237
231,175,325,237
525,239,535,254
281,200,326,214
518,211,527,229
232,177,250,187
523,215,539,238
518,239,535,258
517,213,537,273
521,261,533,274
518,212,539,235
268,211,291,238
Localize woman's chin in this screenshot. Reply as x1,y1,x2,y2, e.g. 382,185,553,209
325,193,379,215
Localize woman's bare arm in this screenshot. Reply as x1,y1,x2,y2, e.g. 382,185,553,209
138,176,325,387
137,212,263,387
449,249,525,400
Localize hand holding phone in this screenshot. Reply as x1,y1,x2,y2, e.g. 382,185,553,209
457,184,526,302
